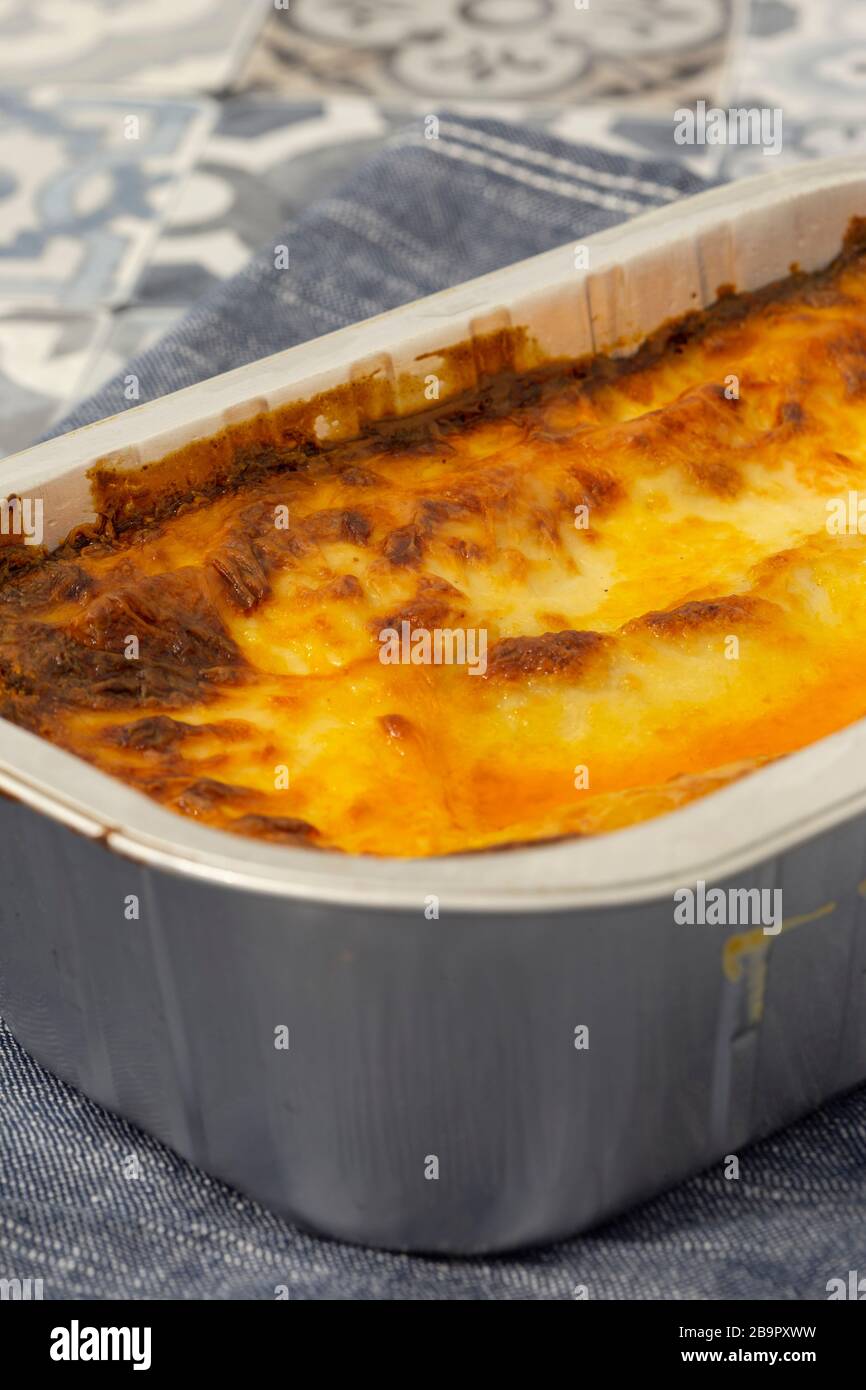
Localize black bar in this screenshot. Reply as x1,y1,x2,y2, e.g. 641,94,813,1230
7,1295,861,1373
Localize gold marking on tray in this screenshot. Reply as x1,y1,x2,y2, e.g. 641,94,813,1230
722,900,837,1025
781,901,837,932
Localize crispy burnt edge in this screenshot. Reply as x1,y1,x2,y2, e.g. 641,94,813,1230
46,214,866,550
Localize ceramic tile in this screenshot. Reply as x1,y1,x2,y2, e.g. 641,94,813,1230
0,308,109,458
731,0,866,119
0,89,214,311
240,0,735,110
0,0,271,95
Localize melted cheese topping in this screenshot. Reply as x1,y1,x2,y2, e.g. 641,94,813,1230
3,242,866,857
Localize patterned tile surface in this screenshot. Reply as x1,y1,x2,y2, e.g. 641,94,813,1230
242,0,734,109
0,0,270,94
718,0,866,177
0,308,109,456
733,0,866,117
0,89,214,310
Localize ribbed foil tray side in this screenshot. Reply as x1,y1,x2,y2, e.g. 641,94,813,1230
2,794,865,1253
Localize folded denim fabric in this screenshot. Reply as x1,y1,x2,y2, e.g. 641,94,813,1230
5,115,864,1301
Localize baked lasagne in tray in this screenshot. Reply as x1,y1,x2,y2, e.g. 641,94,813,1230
2,223,866,858
3,162,866,1258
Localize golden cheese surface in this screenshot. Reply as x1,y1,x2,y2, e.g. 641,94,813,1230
3,236,866,856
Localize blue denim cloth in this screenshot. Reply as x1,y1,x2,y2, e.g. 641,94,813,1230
3,115,865,1299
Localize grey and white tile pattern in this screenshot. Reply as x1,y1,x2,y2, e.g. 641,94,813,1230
0,89,213,310
732,0,866,118
242,0,734,108
718,0,866,177
0,307,109,456
0,0,270,94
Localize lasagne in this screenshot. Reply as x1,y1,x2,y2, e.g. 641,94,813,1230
2,227,866,858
